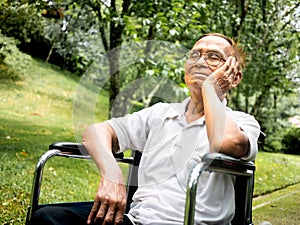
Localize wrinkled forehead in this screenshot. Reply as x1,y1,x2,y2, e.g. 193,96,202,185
193,35,234,56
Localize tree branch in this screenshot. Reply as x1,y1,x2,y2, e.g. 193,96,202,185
88,0,109,52
278,2,300,32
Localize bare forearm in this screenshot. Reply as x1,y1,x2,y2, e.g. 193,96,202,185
202,82,249,157
83,122,127,224
82,122,123,182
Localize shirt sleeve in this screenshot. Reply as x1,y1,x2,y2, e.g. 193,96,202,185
230,110,261,161
106,106,154,152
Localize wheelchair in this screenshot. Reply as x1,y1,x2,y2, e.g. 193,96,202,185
25,141,258,225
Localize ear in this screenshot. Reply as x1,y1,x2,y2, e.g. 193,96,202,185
231,71,243,88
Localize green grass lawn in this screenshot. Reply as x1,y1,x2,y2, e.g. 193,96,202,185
254,152,300,196
1,58,300,224
252,152,300,224
253,183,300,224
0,58,111,224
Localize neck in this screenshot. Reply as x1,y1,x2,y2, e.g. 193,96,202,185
185,98,204,123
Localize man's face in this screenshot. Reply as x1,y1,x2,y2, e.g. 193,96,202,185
184,35,234,89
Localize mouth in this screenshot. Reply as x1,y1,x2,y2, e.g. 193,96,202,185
190,73,209,78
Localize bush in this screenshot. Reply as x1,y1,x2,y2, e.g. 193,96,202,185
0,31,31,81
282,127,300,155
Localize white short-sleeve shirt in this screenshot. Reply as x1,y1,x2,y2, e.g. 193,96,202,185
107,98,260,225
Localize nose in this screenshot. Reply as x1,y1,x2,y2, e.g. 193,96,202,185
195,55,207,67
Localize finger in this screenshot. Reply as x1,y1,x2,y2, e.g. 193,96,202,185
224,56,233,68
104,204,116,224
233,60,239,74
230,57,237,72
214,57,231,79
94,194,110,223
228,57,236,71
114,207,125,225
231,56,236,64
225,58,237,79
87,201,100,224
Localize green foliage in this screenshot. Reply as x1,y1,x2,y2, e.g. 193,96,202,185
123,0,208,44
282,127,300,155
0,31,31,81
0,1,44,43
258,93,300,153
44,2,100,74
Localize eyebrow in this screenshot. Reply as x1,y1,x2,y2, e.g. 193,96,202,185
192,48,224,56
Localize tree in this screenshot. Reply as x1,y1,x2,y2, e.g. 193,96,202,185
84,0,199,113
236,1,299,132
218,0,300,151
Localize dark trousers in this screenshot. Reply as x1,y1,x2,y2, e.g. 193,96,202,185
28,203,134,225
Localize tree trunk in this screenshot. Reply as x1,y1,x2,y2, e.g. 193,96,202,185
107,0,131,117
46,45,53,62
109,55,122,117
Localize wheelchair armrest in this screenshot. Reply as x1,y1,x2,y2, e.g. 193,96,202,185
201,152,255,176
184,152,255,225
27,142,130,223
49,142,124,159
49,142,85,154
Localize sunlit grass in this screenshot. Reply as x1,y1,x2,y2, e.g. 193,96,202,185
253,183,300,224
254,152,300,196
0,58,110,224
252,153,300,224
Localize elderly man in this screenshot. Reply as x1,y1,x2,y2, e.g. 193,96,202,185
30,33,260,225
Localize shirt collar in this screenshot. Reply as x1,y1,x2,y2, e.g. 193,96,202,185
165,97,190,119
165,98,204,126
165,97,227,126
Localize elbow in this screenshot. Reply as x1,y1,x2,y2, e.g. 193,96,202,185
82,122,118,153
226,143,249,158
81,124,95,148
82,123,104,148
213,134,249,159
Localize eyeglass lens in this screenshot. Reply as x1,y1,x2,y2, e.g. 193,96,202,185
187,51,222,67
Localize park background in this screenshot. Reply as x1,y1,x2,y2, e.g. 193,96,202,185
0,0,299,224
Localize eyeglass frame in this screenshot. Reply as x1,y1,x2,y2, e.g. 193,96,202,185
186,50,226,67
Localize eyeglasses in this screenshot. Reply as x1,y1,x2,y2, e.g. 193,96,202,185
186,50,226,67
